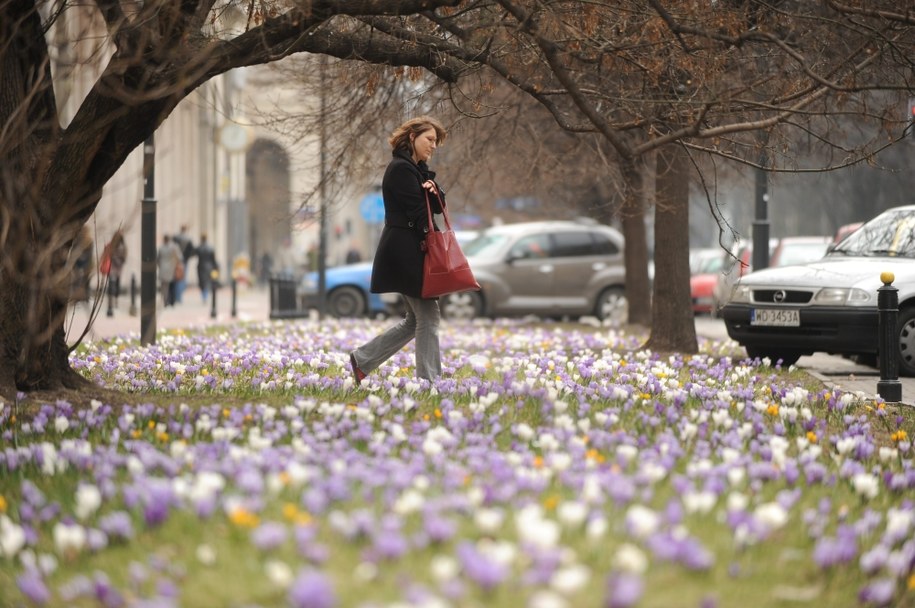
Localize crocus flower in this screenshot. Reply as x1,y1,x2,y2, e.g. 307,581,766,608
17,569,51,605
287,569,336,608
858,578,897,607
605,572,644,608
251,521,288,551
0,515,26,558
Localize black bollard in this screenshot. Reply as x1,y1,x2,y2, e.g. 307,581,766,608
211,283,217,319
106,280,114,317
877,272,902,402
231,279,237,318
129,274,138,316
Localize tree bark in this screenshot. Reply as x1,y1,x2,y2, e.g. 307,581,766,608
645,143,698,354
619,158,651,327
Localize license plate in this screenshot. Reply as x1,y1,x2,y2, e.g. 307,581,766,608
751,308,800,326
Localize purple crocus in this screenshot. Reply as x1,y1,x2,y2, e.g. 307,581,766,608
99,511,134,541
17,569,51,605
251,521,288,551
857,578,897,607
287,569,336,608
605,571,644,608
455,541,508,592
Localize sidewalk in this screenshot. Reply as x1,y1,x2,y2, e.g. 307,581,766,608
66,284,273,342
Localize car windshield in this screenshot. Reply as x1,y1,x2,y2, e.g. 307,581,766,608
775,242,830,266
697,254,724,273
462,233,510,258
830,210,915,258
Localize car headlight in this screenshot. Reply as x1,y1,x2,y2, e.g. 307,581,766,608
729,285,752,303
813,287,871,305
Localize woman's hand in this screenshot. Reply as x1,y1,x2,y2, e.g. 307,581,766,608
421,180,438,196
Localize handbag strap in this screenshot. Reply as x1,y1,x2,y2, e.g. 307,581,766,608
424,189,453,233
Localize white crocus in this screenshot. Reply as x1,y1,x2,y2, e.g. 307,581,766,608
528,590,569,608
682,490,717,515
196,544,217,566
613,543,648,574
556,501,588,528
53,521,87,555
429,555,459,582
0,515,26,558
851,473,879,499
753,502,789,532
74,484,102,520
54,416,70,433
264,559,293,588
625,505,660,539
550,564,591,594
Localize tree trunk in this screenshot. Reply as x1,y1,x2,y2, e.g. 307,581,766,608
0,230,93,397
619,158,652,327
645,144,698,354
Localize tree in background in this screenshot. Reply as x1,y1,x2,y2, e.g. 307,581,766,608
2,0,913,395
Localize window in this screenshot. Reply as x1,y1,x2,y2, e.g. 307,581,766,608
510,234,553,259
552,231,598,257
590,232,620,256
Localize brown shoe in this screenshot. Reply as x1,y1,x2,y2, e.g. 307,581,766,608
349,353,366,386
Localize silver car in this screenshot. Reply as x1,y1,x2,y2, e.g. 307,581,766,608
720,205,915,374
440,220,627,322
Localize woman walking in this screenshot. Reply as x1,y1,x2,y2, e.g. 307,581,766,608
349,116,448,384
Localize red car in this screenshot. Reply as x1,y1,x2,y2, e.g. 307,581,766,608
690,252,726,314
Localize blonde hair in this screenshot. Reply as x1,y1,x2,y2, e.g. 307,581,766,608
389,116,447,154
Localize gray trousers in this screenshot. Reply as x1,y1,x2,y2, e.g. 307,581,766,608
352,295,441,380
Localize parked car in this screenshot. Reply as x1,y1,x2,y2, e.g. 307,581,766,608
719,205,915,374
769,235,832,267
711,239,778,315
298,260,387,318
300,230,479,318
690,250,726,314
436,220,627,322
833,221,864,244
690,247,721,275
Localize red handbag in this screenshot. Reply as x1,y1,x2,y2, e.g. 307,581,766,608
421,191,480,299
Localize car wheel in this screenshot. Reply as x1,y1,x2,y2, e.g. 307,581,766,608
745,347,802,368
594,287,627,324
327,286,366,318
441,291,484,320
896,307,915,376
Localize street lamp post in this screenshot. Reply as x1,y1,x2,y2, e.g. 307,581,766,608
752,148,770,272
140,134,157,345
317,55,329,320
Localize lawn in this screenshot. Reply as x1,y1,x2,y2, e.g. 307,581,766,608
1,317,913,608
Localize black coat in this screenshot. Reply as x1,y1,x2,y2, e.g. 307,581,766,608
370,149,444,298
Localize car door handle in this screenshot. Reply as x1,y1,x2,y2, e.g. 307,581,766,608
592,262,606,271
539,264,554,273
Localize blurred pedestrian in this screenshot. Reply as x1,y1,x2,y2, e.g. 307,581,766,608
100,230,128,309
172,225,195,303
196,233,218,302
349,116,447,384
156,234,181,307
259,251,273,285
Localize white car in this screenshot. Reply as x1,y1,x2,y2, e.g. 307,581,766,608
720,205,915,374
